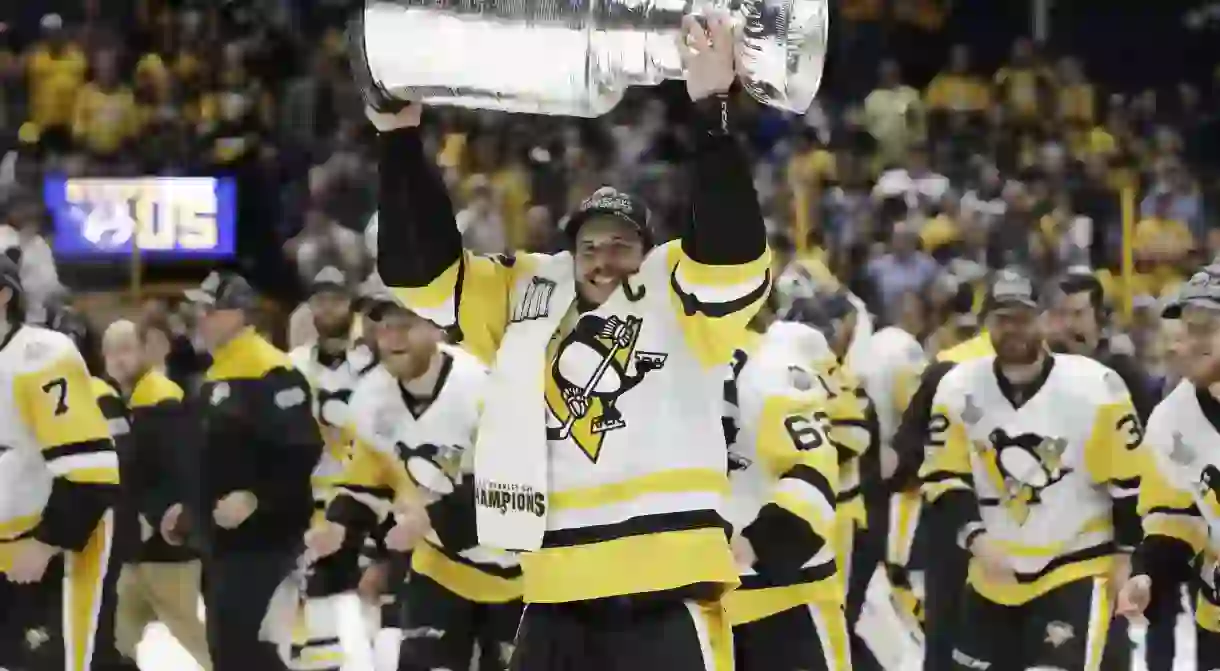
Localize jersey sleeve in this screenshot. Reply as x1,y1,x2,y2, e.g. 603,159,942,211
666,100,771,370
890,360,957,492
1082,369,1146,550
1131,410,1205,587
739,366,838,575
918,376,984,549
14,347,119,550
327,438,408,539
821,367,872,462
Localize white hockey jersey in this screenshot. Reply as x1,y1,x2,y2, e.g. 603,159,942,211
339,345,521,603
289,341,378,518
920,353,1144,605
722,322,840,625
1137,380,1220,629
855,326,926,447
399,240,768,603
0,325,117,569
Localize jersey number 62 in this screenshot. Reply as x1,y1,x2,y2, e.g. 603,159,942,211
784,415,827,452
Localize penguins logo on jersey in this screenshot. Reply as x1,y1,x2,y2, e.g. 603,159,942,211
317,388,353,428
986,428,1071,524
545,314,667,462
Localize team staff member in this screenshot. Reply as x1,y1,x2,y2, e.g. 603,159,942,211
1046,271,1159,670
101,320,212,670
183,271,324,671
0,247,121,671
370,12,768,670
919,269,1144,671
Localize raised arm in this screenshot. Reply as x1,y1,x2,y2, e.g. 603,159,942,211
370,106,529,365
666,14,771,369
372,106,461,293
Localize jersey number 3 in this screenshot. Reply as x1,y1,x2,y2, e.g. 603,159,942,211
41,377,70,416
784,415,826,452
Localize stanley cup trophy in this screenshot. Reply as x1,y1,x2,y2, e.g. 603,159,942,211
349,0,828,118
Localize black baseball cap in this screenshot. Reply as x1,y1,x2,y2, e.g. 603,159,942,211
983,268,1039,312
1163,264,1220,319
184,271,258,311
560,187,654,247
785,291,854,335
309,266,349,296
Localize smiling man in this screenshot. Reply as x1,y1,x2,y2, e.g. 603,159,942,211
369,12,770,670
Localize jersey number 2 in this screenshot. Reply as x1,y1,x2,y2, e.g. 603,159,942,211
41,377,69,416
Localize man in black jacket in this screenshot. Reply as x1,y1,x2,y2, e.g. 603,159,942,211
102,319,212,670
183,271,323,671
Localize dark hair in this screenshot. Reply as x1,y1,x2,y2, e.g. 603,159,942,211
1057,273,1106,313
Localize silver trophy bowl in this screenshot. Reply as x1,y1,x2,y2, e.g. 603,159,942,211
349,0,828,117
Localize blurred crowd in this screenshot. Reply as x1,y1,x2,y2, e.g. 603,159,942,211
0,0,1217,390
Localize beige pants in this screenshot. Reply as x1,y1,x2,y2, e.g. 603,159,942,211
115,560,213,670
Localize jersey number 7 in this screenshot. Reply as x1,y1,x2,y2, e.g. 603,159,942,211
41,377,70,416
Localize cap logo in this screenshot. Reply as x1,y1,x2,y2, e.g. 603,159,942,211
583,193,635,213
992,273,1032,301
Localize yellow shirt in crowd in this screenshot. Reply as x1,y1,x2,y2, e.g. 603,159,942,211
27,43,89,130
72,84,140,155
925,72,991,113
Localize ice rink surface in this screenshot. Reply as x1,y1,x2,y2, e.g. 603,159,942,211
132,585,1202,671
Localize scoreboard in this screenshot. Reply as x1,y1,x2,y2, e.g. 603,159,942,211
44,176,237,260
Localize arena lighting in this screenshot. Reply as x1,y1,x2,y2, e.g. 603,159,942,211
44,175,237,260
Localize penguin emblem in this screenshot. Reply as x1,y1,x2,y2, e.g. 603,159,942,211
988,429,1073,524
545,315,667,462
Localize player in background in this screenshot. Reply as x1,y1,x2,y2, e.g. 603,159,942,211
1043,271,1159,670
0,247,121,671
287,267,380,671
850,299,930,645
306,294,522,671
1117,264,1220,669
782,292,882,670
919,268,1143,670
721,297,848,670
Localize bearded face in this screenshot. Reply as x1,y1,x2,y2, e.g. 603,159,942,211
310,292,354,340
